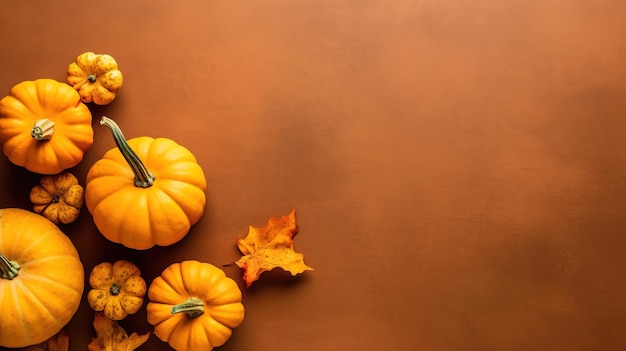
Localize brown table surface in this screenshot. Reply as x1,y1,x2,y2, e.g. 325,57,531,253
2,1,626,350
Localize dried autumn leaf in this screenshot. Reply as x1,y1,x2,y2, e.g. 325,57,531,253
21,330,69,351
235,208,313,287
87,312,150,351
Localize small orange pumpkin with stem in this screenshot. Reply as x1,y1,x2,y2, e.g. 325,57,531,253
85,116,207,250
147,260,245,351
0,79,93,174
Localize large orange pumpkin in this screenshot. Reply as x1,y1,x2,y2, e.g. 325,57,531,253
0,208,84,348
0,79,93,174
85,116,207,250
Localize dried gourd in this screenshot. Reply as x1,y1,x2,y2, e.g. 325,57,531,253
87,260,146,321
67,51,123,105
30,171,84,224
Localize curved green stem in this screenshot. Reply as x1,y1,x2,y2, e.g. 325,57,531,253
170,297,205,318
0,252,20,280
100,116,155,188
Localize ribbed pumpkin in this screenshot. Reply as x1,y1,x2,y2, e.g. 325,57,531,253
0,79,93,174
85,117,207,250
147,261,245,351
0,208,84,348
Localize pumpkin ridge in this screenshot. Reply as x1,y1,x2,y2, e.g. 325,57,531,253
9,284,32,343
145,189,190,245
47,140,80,165
5,281,51,345
85,177,134,207
202,317,232,347
178,261,203,296
0,96,37,123
92,185,140,212
148,279,187,306
154,179,189,206
9,228,58,261
164,263,191,298
19,255,81,273
153,181,203,213
19,269,84,298
150,162,206,188
12,277,63,327
152,182,205,239
18,90,44,117
205,280,243,306
207,303,245,325
57,129,95,150
172,319,200,351
93,192,152,248
87,157,135,178
3,138,31,166
144,137,198,166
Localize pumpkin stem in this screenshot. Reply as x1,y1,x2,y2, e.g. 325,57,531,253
100,116,155,188
72,74,97,90
31,118,55,141
0,252,20,280
170,297,205,318
110,283,121,295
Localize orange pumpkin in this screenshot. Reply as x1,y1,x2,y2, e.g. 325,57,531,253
0,208,84,348
0,79,93,174
147,260,245,351
85,116,207,250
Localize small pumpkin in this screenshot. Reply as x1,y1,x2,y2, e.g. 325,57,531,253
147,260,245,351
30,171,84,224
0,78,94,174
85,116,207,250
67,51,123,105
87,260,147,321
0,208,84,348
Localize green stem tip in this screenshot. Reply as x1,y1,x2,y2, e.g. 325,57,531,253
170,297,205,318
0,252,20,280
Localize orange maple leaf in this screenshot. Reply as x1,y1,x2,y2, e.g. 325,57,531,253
87,312,151,351
235,208,313,287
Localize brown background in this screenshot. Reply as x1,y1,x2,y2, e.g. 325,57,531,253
1,0,626,350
